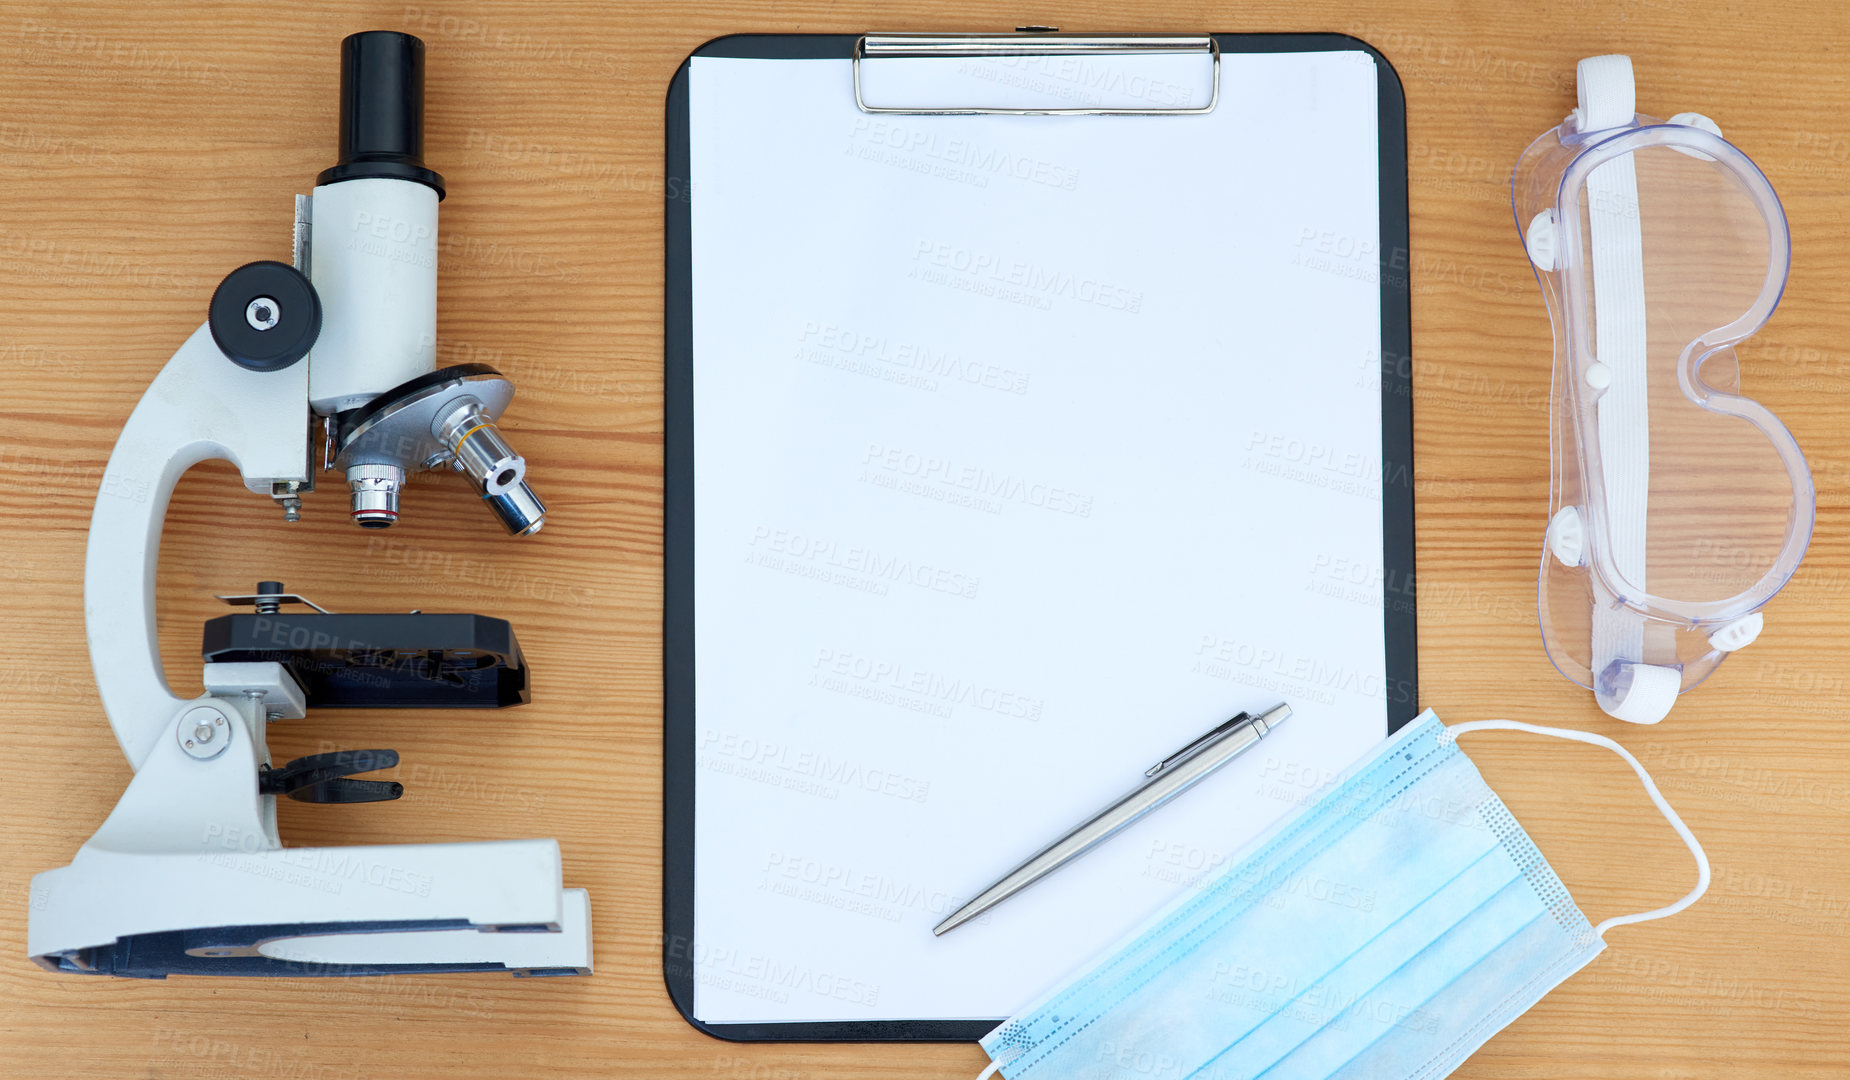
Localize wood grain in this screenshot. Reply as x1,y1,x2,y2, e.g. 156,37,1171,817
1,1,1846,1076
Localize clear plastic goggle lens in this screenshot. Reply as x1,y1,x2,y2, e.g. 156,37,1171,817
1514,118,1812,694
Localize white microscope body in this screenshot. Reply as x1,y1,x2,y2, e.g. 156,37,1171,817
29,31,589,979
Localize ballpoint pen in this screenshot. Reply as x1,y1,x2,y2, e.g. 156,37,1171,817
933,701,1290,935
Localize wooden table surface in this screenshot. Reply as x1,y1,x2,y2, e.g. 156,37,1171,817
3,1,1847,1077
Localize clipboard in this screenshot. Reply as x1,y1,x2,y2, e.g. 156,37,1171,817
665,31,1413,1041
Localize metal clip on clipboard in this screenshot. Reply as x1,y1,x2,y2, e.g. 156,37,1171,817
852,32,1221,115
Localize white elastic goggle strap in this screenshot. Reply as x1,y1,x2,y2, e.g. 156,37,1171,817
1577,55,1680,726
1444,719,1709,938
1575,53,1635,131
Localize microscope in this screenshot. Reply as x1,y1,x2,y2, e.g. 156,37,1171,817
27,32,591,977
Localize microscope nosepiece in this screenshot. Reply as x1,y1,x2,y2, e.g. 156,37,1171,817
329,369,546,535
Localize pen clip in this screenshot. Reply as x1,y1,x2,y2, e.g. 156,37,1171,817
1145,712,1252,778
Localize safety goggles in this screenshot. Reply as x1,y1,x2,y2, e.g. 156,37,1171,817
1512,56,1813,724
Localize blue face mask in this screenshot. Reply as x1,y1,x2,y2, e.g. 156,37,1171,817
975,710,1708,1080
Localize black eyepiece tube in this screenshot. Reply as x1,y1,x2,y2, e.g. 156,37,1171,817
316,31,446,199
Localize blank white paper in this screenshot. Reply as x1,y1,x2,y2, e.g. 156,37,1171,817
688,48,1390,1025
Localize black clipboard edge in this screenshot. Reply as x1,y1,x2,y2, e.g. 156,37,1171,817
1358,35,1419,737
664,31,1414,1043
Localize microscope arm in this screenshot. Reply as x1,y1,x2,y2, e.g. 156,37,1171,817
84,323,310,772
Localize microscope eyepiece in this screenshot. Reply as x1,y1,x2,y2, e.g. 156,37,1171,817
317,31,445,199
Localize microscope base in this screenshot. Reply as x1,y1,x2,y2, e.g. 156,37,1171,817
29,842,591,977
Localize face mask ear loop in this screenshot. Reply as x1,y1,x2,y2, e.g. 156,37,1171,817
1441,719,1710,939
975,1047,1029,1080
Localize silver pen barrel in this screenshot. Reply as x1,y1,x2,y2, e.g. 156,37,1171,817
933,702,1290,935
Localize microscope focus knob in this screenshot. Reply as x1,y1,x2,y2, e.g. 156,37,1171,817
208,260,321,372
